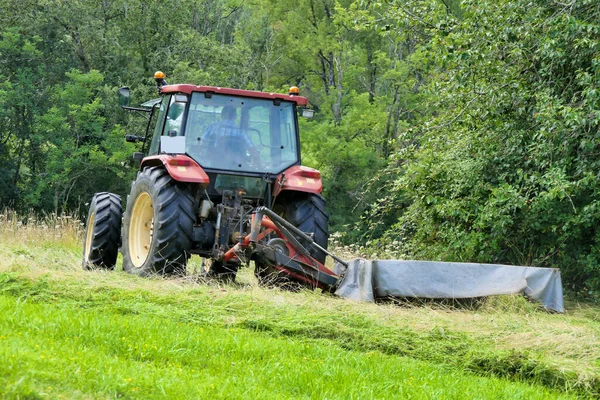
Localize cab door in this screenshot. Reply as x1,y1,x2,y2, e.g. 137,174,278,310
147,95,170,155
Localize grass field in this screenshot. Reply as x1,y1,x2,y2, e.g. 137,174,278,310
0,211,598,398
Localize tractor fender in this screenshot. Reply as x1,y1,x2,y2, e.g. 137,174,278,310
140,155,210,187
273,165,323,197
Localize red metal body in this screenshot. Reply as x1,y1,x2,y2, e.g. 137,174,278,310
161,85,308,106
146,87,320,194
273,165,323,196
141,154,210,187
140,156,323,197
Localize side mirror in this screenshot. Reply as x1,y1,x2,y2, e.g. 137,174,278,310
118,87,131,108
125,134,146,143
302,108,314,119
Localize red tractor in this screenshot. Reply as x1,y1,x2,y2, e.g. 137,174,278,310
82,73,342,288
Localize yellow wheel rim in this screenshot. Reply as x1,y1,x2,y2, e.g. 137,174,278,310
129,192,154,268
84,212,95,261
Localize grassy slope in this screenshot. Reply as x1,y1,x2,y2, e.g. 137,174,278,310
0,213,598,398
1,295,569,399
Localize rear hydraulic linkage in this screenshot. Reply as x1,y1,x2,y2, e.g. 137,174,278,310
223,206,348,290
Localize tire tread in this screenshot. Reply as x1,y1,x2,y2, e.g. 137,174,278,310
83,192,122,270
122,167,195,276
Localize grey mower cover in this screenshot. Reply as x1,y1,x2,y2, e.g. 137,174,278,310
334,259,564,313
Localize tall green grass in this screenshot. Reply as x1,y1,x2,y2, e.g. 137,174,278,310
0,211,598,398
0,293,574,399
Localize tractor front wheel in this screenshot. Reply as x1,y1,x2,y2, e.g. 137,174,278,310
122,167,195,276
82,192,122,270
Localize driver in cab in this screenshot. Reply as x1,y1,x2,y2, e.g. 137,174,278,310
201,105,260,169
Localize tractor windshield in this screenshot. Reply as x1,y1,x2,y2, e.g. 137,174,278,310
184,93,299,174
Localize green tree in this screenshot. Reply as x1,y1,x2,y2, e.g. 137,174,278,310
0,28,46,207
29,70,135,211
370,0,600,292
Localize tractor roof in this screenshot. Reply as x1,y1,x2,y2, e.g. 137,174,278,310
161,85,308,106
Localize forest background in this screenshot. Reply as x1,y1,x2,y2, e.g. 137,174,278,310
1,0,600,296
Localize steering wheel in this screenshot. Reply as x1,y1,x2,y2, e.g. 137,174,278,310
246,128,270,149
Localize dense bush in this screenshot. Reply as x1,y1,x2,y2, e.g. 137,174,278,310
369,0,600,294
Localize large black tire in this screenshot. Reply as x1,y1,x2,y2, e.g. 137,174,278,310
255,192,329,285
273,192,329,263
82,192,122,270
122,167,195,276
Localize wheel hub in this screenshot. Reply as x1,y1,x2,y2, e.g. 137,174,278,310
129,192,154,268
267,238,290,256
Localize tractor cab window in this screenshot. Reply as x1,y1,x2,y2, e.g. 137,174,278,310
148,94,189,155
164,94,187,136
184,93,299,174
148,95,169,155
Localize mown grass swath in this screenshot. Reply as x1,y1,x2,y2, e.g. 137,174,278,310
1,212,598,397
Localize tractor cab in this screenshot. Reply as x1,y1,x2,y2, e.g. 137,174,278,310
121,80,311,201
160,88,303,199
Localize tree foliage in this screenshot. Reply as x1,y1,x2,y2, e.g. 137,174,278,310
368,0,600,293
1,0,599,292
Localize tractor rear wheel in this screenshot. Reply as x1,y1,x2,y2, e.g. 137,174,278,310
82,192,122,270
255,192,329,285
273,192,329,263
122,167,195,276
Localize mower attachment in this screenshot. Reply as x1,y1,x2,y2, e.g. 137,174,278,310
219,208,565,312
223,206,342,290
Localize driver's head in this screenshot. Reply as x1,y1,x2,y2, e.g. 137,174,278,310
221,105,236,121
